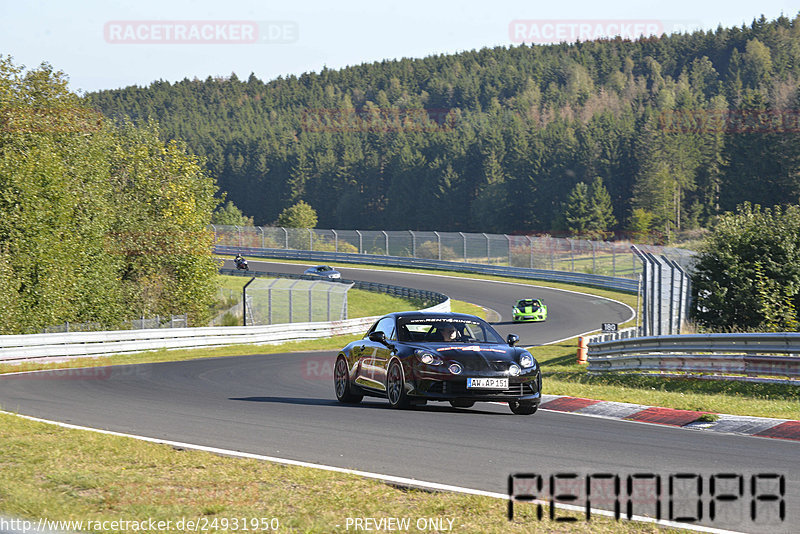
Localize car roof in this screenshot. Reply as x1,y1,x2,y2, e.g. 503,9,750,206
381,311,485,321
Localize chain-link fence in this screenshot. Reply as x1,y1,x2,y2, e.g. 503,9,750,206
42,314,188,333
212,225,696,278
217,277,352,326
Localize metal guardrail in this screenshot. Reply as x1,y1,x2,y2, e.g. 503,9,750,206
587,326,642,344
0,273,450,364
217,246,640,294
587,333,800,381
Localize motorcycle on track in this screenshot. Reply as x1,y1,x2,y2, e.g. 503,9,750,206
234,255,249,271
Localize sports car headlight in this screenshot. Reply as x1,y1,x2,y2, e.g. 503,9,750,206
415,349,443,365
448,363,462,375
520,352,534,368
508,364,521,376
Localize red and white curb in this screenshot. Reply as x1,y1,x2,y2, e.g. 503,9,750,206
538,394,800,441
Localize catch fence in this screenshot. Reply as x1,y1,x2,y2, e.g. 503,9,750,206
211,225,695,278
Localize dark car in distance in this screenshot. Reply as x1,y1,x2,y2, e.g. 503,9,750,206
333,312,541,415
304,265,342,279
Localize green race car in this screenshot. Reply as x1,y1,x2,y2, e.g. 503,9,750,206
512,298,547,322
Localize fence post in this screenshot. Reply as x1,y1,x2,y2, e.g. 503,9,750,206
282,227,288,249
210,224,217,246
569,239,575,271
308,281,316,322
356,230,363,254
591,241,596,274
483,233,490,264
434,231,441,260
528,235,533,269
243,277,256,326
410,230,416,257
612,243,616,277
308,228,313,251
459,232,466,262
332,229,338,252
382,230,389,255
506,234,511,266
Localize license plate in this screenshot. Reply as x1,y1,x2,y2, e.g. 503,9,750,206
467,378,508,389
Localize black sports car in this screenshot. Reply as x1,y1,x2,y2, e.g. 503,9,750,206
333,312,541,415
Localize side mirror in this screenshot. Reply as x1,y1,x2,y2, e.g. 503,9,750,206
368,331,386,343
507,334,519,346
369,331,394,350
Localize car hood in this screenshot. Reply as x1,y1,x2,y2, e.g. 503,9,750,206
413,343,521,370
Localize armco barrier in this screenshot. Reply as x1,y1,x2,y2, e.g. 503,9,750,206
217,246,639,293
0,274,450,364
587,333,800,381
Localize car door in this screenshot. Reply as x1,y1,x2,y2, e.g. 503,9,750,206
370,319,397,389
354,316,395,391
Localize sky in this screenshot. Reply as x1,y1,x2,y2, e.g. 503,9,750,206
1,0,798,94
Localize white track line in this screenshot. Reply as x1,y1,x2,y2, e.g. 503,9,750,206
4,411,742,534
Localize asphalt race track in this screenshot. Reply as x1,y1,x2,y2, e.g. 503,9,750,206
1,261,797,533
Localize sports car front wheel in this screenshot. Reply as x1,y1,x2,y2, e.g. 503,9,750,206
386,360,410,409
509,400,537,415
334,356,363,404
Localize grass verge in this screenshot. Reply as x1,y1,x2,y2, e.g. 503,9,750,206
0,412,683,534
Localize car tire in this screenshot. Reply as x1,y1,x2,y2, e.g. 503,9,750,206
509,401,538,415
449,400,475,409
386,360,410,409
334,356,363,404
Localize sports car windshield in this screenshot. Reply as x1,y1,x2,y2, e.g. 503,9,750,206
397,317,504,344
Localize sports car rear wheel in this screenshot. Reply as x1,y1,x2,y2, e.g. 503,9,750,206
449,400,475,408
509,400,537,415
386,360,410,409
334,356,362,403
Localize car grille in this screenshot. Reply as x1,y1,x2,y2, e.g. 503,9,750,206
457,360,513,372
427,380,538,397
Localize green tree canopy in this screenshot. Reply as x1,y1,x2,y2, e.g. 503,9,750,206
691,203,800,331
212,200,254,226
0,57,219,333
276,200,318,228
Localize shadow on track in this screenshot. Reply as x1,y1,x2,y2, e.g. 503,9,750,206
229,396,503,415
